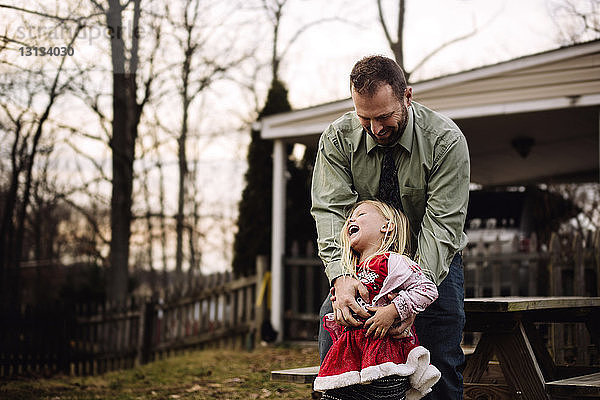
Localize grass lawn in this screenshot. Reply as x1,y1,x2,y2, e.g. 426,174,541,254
0,344,320,400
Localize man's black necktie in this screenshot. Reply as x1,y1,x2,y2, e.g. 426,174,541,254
377,147,403,212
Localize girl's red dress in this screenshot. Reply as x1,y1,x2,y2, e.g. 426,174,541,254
314,253,441,400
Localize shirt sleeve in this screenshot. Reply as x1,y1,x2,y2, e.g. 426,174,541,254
384,254,439,321
310,124,358,284
416,132,470,285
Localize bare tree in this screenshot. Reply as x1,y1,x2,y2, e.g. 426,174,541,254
138,138,158,292
106,0,142,302
82,0,165,302
154,133,170,287
164,0,248,287
186,157,203,280
134,114,170,289
260,0,346,84
376,0,479,81
0,5,85,310
234,0,343,275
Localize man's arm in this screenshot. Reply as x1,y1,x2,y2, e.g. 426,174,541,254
311,124,369,325
311,125,357,283
417,133,470,284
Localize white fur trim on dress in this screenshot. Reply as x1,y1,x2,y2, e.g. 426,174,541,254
361,346,440,398
313,370,361,391
313,346,440,397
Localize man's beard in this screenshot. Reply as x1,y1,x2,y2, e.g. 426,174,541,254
396,102,409,135
370,102,409,145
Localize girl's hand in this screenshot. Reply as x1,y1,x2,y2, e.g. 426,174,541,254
385,292,415,339
364,304,399,339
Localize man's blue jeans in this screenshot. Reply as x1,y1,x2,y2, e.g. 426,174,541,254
318,253,465,399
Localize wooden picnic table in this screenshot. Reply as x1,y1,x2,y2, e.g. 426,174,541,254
463,297,600,400
271,297,600,399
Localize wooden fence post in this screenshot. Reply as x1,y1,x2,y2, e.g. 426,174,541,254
573,232,584,296
549,233,562,296
548,233,564,363
473,238,485,298
510,235,520,296
572,232,588,364
136,298,154,366
529,233,538,296
595,230,600,297
304,242,315,316
491,236,502,296
290,243,299,319
254,256,267,348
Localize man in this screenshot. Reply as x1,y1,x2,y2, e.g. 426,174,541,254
311,55,470,399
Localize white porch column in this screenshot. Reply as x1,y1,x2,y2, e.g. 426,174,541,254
271,139,286,342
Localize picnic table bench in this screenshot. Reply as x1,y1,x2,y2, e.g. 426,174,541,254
545,372,600,398
271,365,319,384
271,297,600,399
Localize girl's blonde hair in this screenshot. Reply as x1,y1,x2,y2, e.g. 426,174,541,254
339,200,411,278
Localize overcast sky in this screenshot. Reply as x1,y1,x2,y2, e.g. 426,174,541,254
277,0,575,109
2,0,594,273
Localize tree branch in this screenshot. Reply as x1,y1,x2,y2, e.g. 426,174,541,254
279,16,351,61
377,0,393,47
0,3,103,24
58,195,110,245
63,137,111,182
410,27,478,74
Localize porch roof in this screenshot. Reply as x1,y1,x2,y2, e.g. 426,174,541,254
260,40,600,186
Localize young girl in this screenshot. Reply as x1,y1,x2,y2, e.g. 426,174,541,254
313,200,440,400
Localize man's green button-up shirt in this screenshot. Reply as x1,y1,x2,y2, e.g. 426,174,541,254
310,101,470,285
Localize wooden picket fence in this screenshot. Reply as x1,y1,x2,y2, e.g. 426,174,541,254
0,259,267,378
463,231,600,299
463,230,600,366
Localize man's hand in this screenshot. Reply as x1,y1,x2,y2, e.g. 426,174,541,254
331,276,370,327
387,313,416,338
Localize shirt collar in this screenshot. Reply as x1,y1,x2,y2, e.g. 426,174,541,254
365,105,414,154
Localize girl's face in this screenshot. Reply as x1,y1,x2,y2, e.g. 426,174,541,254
346,202,388,260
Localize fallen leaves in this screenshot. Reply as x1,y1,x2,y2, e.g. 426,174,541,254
224,377,244,384
186,384,202,392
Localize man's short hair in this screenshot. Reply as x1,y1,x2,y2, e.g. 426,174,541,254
350,55,407,101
